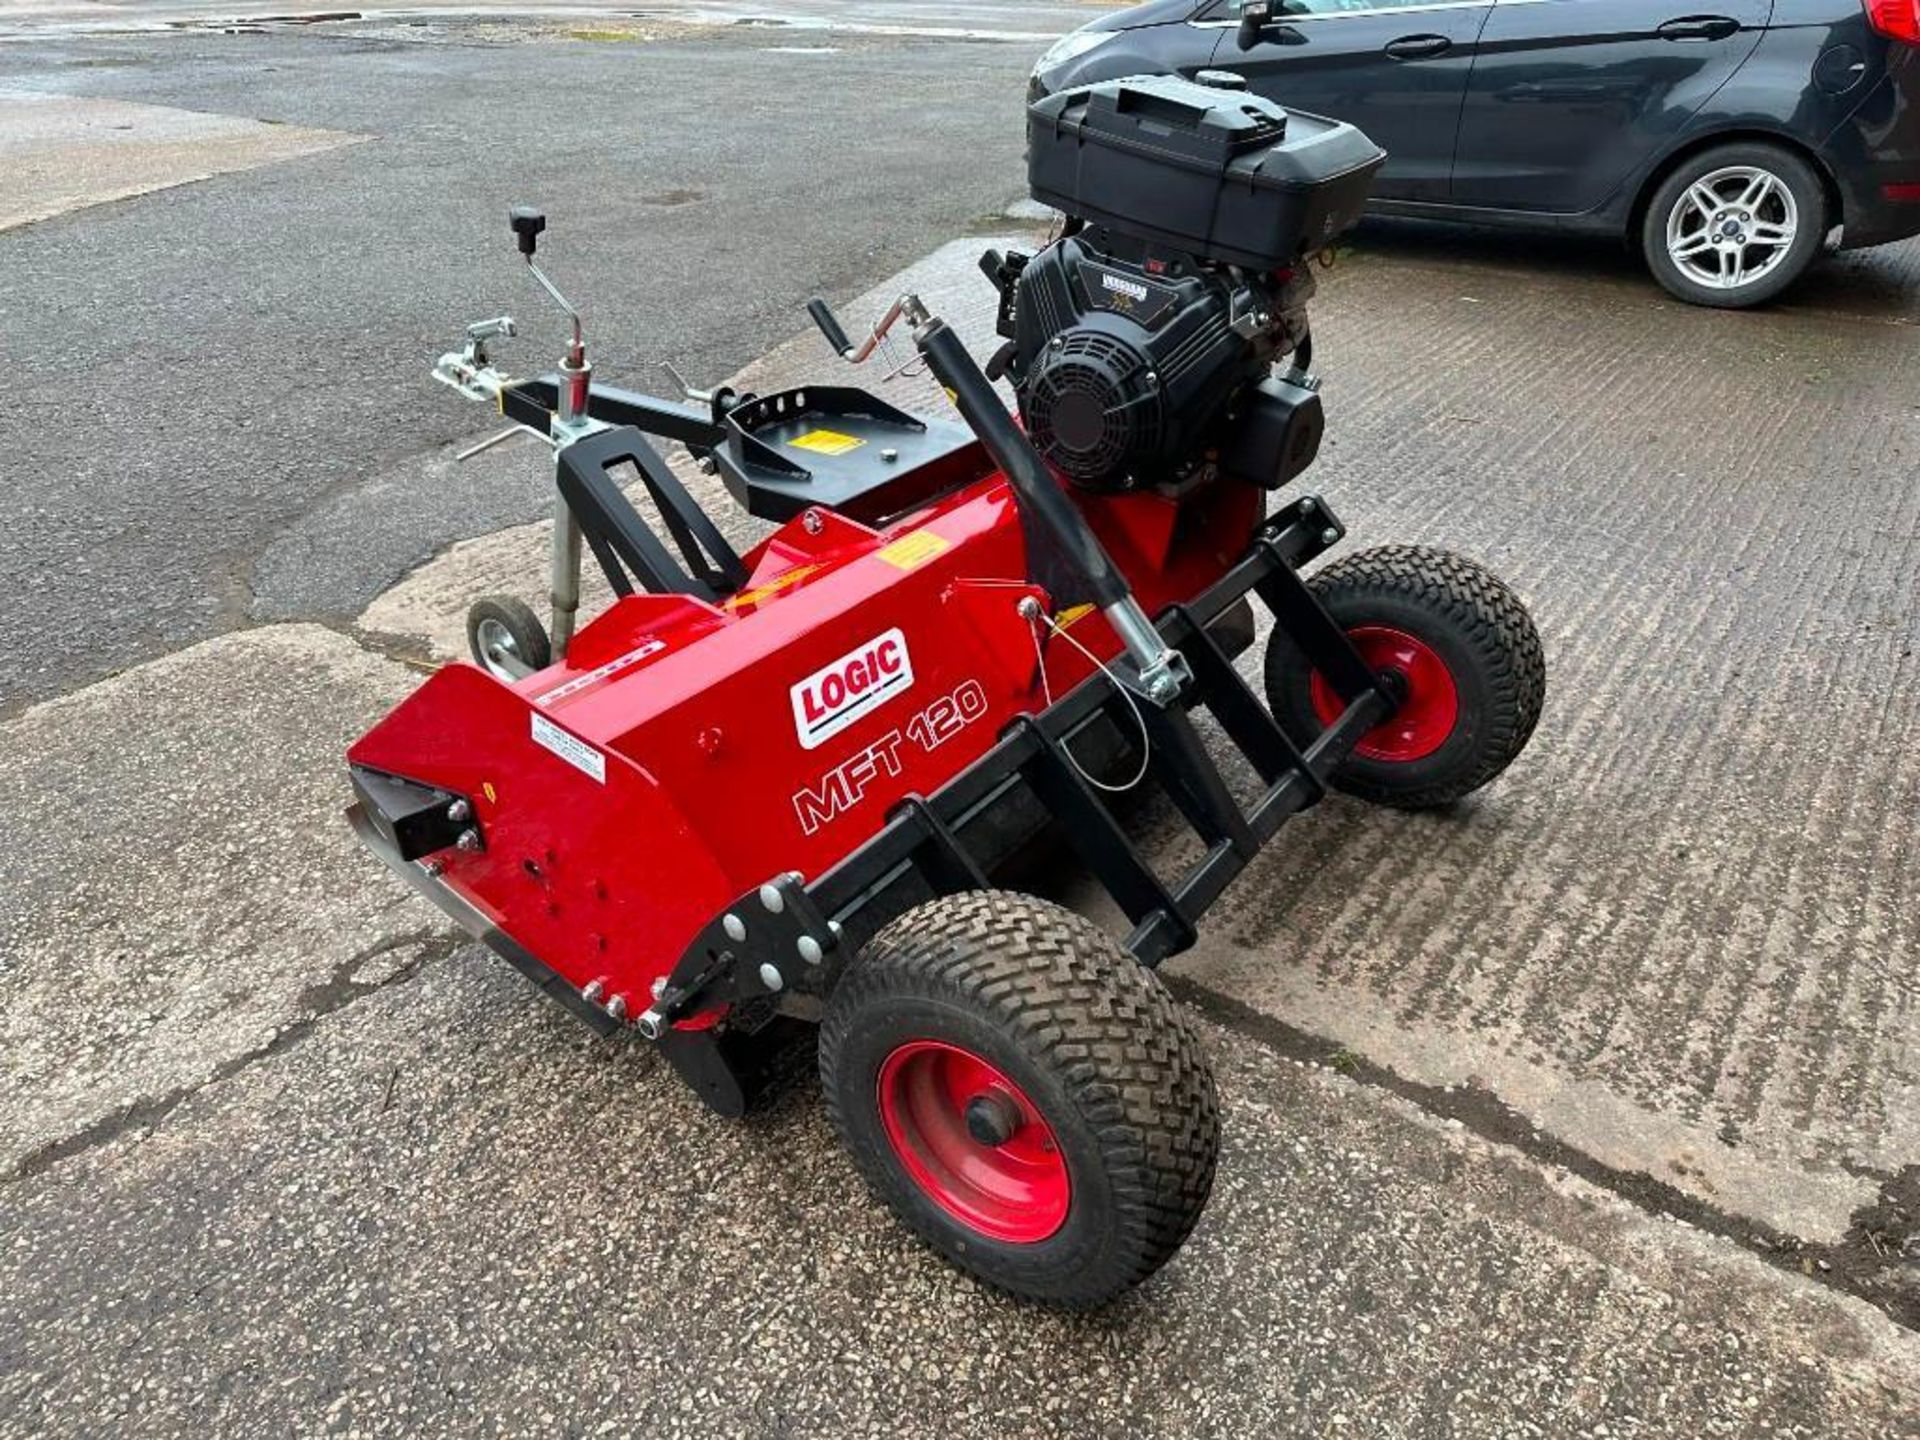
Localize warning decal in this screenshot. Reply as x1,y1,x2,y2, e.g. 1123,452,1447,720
875,531,950,572
530,712,607,784
787,428,866,456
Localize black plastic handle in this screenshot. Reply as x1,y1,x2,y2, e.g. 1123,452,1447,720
509,205,546,257
807,297,853,357
1384,33,1452,59
1657,14,1739,38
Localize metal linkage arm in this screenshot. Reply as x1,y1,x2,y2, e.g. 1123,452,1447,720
910,310,1191,705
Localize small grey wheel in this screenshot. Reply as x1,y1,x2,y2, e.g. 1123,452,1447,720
465,595,550,680
1640,142,1827,309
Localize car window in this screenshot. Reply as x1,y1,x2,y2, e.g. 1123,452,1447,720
1207,0,1459,16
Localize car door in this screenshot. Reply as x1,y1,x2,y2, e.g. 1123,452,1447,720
1205,0,1496,202
1449,0,1775,212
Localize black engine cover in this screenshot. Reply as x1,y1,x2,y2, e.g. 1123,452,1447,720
1002,233,1287,491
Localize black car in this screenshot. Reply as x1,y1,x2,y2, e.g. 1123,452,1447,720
1031,0,1920,306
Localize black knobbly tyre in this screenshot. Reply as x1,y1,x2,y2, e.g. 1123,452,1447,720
819,890,1219,1306
466,594,551,680
1264,544,1545,810
1640,141,1828,309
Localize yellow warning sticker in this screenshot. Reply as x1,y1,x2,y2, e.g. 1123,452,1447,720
788,428,866,456
725,561,824,610
875,531,951,571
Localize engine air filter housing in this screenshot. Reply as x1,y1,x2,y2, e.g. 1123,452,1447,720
1026,74,1384,267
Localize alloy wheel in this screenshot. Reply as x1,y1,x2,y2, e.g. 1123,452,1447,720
1664,165,1799,293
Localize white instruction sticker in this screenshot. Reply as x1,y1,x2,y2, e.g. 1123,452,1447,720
530,712,606,784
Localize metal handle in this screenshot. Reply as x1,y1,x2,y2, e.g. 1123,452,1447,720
1384,33,1452,58
807,298,854,357
812,293,925,365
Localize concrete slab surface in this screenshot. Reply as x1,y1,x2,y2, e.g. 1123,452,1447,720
0,89,362,230
1,948,1913,1438
0,624,431,1177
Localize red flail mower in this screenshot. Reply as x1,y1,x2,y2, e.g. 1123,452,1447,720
347,76,1545,1305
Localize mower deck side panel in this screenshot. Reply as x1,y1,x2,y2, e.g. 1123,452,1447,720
551,482,1037,897
346,464,1264,1027
346,662,734,1018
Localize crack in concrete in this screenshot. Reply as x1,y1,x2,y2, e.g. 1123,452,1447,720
1165,975,1920,1334
6,927,461,1186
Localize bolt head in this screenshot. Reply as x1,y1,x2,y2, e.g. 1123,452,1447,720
447,799,471,823
757,963,784,993
758,883,786,914
1321,526,1340,545
1300,497,1317,514
583,979,605,1003
455,828,482,852
802,509,825,535
722,913,747,942
606,994,628,1021
797,935,824,965
649,976,667,1000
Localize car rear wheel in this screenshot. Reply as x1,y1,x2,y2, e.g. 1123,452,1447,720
1641,142,1828,309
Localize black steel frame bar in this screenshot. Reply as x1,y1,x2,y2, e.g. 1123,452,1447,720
806,498,1398,968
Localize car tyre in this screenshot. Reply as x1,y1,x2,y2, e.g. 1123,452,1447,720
1640,142,1828,309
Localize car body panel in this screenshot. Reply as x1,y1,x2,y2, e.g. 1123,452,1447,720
1034,0,1920,248
1211,1,1494,202
1450,0,1773,212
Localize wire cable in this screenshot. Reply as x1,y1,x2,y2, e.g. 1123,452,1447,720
1020,597,1153,794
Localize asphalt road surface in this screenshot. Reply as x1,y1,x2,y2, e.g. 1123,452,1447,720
2,7,1918,1438
0,7,1060,714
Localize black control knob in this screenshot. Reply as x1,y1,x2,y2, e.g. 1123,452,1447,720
509,205,546,257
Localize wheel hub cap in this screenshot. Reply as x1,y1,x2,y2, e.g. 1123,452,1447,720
876,1040,1069,1244
1310,625,1460,763
964,1093,1022,1148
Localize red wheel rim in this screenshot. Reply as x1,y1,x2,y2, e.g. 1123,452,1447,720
1310,625,1459,763
875,1040,1070,1244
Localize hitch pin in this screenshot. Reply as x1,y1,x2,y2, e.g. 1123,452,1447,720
456,426,533,462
